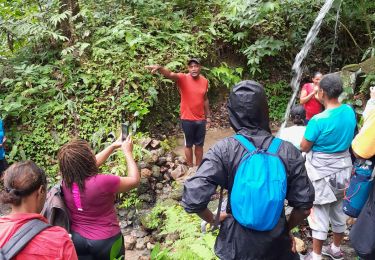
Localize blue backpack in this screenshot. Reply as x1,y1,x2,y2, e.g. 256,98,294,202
343,159,374,218
230,134,287,231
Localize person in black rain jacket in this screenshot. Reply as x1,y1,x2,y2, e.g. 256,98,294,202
182,80,315,260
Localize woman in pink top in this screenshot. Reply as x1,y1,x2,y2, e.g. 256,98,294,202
58,136,140,260
300,72,323,124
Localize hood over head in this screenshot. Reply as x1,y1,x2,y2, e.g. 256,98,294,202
227,80,271,133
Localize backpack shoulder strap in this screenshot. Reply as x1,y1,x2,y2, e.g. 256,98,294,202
1,219,51,259
267,137,282,154
233,134,256,153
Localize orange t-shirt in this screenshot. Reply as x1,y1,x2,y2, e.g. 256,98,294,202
177,73,208,121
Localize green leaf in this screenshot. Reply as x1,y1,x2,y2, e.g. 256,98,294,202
109,236,123,260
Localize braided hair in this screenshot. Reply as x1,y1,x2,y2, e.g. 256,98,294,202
57,139,99,191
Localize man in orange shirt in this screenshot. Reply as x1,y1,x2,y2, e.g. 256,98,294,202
146,58,211,166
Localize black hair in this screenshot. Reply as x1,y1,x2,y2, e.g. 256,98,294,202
312,71,322,79
0,161,47,206
58,139,98,191
319,73,343,99
290,105,306,126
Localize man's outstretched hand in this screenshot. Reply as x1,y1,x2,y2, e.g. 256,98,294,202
145,65,161,74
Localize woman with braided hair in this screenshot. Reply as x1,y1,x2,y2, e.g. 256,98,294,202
58,135,139,260
0,161,78,259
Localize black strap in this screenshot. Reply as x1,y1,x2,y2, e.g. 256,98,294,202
212,187,224,231
1,219,51,259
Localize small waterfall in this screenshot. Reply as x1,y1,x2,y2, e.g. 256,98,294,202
279,0,336,130
330,0,342,72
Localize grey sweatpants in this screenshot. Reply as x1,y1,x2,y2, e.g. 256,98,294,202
307,199,348,240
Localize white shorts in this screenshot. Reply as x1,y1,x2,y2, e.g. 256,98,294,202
307,200,348,240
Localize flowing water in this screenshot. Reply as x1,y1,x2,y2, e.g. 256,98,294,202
279,0,336,130
329,0,342,73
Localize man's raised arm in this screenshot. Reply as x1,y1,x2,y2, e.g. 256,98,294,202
145,65,179,82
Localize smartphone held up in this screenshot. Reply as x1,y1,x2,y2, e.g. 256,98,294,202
121,123,129,141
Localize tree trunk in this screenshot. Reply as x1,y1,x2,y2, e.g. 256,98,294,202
58,0,81,42
59,0,72,40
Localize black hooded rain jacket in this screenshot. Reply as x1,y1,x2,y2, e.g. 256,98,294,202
182,80,315,260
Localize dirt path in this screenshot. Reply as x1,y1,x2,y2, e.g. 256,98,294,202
174,127,234,157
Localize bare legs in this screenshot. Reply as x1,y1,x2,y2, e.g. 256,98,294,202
195,146,203,166
184,145,203,167
332,232,344,247
184,147,194,167
312,238,324,255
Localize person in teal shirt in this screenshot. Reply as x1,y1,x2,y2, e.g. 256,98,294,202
304,104,356,153
301,74,356,260
0,119,8,175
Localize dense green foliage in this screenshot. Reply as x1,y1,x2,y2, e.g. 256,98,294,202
148,201,217,260
0,0,374,177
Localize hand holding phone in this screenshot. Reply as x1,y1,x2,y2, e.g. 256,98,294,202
121,123,128,141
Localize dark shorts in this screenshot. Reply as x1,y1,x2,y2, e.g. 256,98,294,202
181,120,206,148
71,232,124,260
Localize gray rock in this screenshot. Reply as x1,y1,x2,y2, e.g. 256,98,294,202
176,156,185,163
135,239,146,250
156,183,163,190
170,165,189,180
124,236,137,250
166,162,175,168
157,156,167,166
170,184,183,201
147,242,155,250
151,230,164,242
135,236,150,250
139,193,154,203
150,139,161,148
131,229,148,238
138,161,150,169
152,165,161,179
140,137,152,148
162,185,172,194
118,209,126,217
137,178,151,194
155,148,165,157
141,168,152,178
127,209,135,220
165,153,174,162
163,173,171,182
151,154,158,163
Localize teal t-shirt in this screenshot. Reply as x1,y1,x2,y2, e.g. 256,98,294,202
304,104,356,153
0,120,5,160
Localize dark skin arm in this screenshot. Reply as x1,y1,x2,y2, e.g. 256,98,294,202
197,208,229,224
287,208,311,253
145,65,179,81
287,208,310,231
300,137,314,153
204,93,211,128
